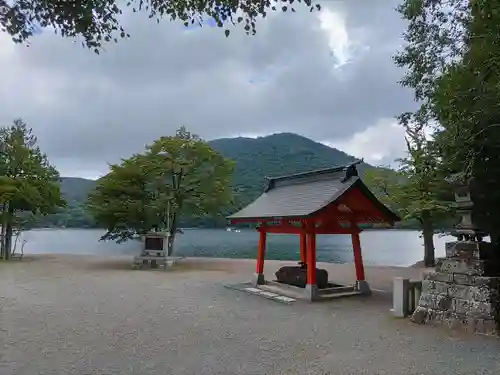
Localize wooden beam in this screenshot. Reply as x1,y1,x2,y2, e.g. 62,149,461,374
256,226,267,275
300,222,307,263
263,225,357,235
306,220,317,285
351,231,365,281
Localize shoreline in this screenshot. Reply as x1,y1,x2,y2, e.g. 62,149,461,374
7,253,432,292
24,227,436,232
16,252,426,270
17,229,453,268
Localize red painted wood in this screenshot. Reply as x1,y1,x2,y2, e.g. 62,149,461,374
351,232,365,281
229,182,395,286
306,224,317,285
263,226,356,235
300,231,307,263
338,188,395,224
256,229,267,274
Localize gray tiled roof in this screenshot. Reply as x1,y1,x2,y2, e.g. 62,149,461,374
228,162,366,220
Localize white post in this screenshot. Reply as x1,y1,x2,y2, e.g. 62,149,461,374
413,282,422,313
392,277,410,318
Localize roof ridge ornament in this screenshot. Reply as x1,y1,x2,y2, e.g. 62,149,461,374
341,159,363,183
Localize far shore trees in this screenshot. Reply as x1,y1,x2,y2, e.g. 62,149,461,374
0,119,66,260
87,126,235,255
0,0,320,52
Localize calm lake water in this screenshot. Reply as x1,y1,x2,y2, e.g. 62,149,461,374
17,228,457,267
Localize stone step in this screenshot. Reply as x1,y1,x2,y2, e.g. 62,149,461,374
319,290,362,299
318,286,355,295
259,283,305,299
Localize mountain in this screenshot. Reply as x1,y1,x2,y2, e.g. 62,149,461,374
60,177,97,203
45,133,380,228
210,132,375,203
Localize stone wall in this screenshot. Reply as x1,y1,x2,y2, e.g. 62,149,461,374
411,241,500,336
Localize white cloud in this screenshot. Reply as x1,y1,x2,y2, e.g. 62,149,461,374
318,8,352,68
324,119,406,166
0,0,412,178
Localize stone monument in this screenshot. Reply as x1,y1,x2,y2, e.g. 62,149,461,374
132,231,169,269
411,175,500,335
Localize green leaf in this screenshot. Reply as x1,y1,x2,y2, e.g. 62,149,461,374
0,0,322,49
87,126,235,252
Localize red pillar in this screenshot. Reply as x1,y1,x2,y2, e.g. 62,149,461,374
256,227,267,275
299,231,307,263
351,232,365,281
306,226,317,285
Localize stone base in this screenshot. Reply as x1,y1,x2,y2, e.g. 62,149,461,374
253,273,265,286
355,280,372,296
275,266,329,289
305,284,319,302
411,241,500,336
132,256,182,270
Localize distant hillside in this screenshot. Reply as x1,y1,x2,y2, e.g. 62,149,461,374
60,177,97,203
39,133,386,228
209,132,375,204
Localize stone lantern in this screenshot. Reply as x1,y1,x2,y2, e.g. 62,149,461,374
448,175,488,242
411,173,500,336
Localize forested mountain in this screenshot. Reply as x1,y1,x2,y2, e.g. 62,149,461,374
33,177,98,228
60,177,97,203
212,133,372,197
33,133,386,228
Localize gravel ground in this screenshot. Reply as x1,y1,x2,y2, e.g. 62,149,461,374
1,255,499,375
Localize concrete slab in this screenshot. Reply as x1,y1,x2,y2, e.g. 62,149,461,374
225,282,297,304
2,255,499,375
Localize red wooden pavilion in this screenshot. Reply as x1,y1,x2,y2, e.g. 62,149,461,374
227,161,400,301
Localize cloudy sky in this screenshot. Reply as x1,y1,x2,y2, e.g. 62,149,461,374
0,0,414,179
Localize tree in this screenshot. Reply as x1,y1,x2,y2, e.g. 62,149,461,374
391,0,472,265
365,125,453,267
0,119,66,259
393,0,472,190
394,0,470,125
87,126,235,255
432,0,500,249
0,0,321,52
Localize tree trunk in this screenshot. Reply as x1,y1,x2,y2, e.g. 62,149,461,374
4,206,14,260
167,212,178,256
422,216,435,268
167,232,176,256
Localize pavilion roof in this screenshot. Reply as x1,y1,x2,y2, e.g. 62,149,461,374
227,161,400,223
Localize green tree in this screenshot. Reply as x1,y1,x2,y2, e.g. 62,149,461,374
87,153,156,242
87,126,235,255
394,0,470,128
391,0,472,265
365,125,453,267
432,0,500,248
0,0,320,52
0,119,66,259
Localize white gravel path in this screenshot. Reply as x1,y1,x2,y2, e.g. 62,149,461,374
1,255,499,375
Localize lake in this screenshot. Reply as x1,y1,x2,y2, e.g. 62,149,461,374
16,228,457,267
